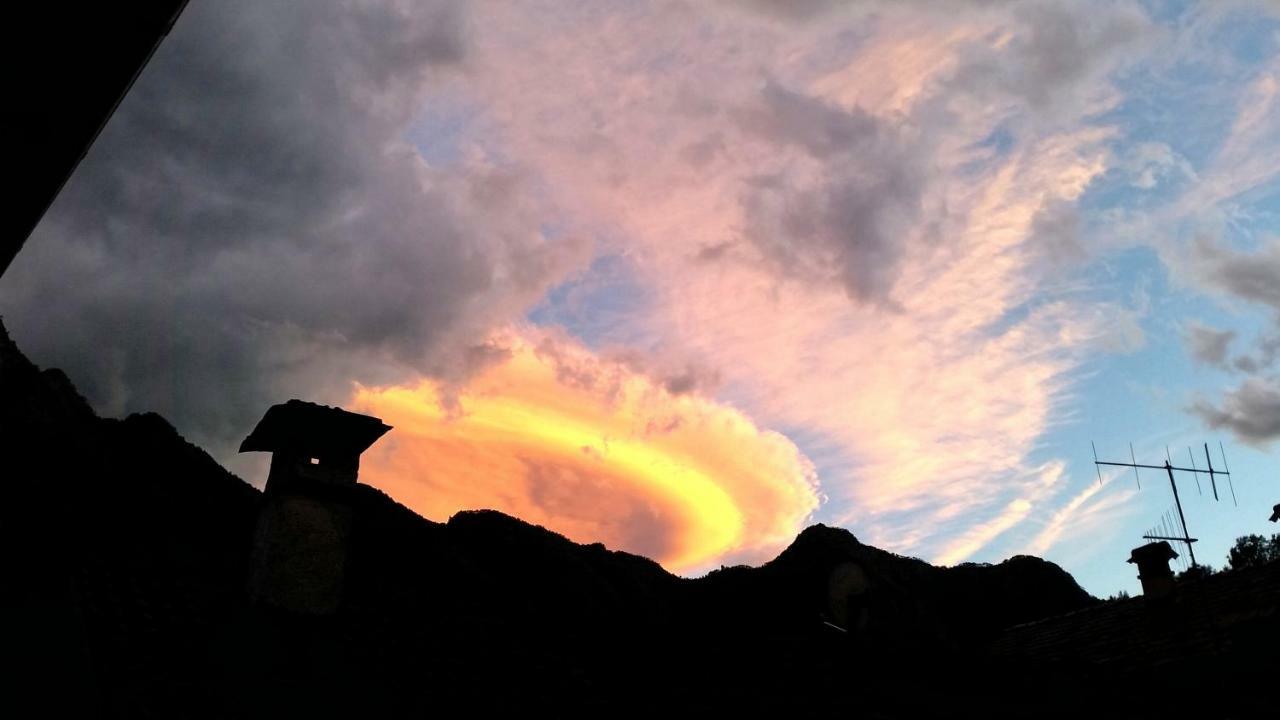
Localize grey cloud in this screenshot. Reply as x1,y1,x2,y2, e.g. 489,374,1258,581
604,345,724,397
1234,355,1260,374
531,332,626,403
1191,235,1280,312
737,81,927,304
1029,198,1087,267
732,0,848,22
530,332,724,403
731,0,1012,23
945,1,1150,119
1236,334,1280,374
1183,238,1280,440
1190,378,1280,446
661,367,713,395
694,240,735,263
0,0,588,461
1184,238,1280,375
1184,321,1236,368
678,133,725,169
723,2,1149,305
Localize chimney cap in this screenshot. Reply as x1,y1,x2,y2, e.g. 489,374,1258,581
1128,541,1178,566
240,399,391,457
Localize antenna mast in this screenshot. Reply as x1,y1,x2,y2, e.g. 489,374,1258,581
1092,442,1235,569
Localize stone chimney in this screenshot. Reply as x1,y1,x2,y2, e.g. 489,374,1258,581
240,400,391,614
1127,541,1179,600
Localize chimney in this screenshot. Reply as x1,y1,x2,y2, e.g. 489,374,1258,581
240,400,392,614
1127,541,1179,600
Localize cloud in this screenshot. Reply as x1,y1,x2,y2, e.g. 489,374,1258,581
1232,333,1280,374
1233,356,1260,374
449,0,1151,564
0,0,590,456
1190,235,1280,312
942,0,1151,119
1190,378,1280,446
1180,66,1280,213
1144,45,1280,444
736,81,927,304
605,346,724,397
351,329,820,572
1179,237,1280,444
732,0,848,22
1023,471,1138,560
1184,321,1237,368
934,498,1034,567
1024,481,1106,557
1,0,1165,569
1122,142,1197,190
1029,197,1087,266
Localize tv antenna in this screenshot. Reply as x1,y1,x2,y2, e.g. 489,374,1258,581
1145,507,1193,573
1090,441,1235,568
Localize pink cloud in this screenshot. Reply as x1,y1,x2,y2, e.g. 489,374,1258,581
391,1,1153,564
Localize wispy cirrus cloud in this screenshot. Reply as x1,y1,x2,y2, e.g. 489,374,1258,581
447,0,1153,563
1023,470,1139,560
1163,55,1280,446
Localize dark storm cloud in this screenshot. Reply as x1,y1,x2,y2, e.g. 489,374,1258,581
0,0,588,458
1184,321,1236,369
737,81,927,304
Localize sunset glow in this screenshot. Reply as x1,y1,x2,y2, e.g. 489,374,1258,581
352,331,819,572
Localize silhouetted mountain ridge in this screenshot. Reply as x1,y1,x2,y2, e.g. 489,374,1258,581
1,318,1098,716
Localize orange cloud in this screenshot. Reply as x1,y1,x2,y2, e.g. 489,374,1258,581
350,330,819,573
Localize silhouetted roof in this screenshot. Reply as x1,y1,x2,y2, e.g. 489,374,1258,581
239,400,391,457
3,2,189,277
989,560,1280,670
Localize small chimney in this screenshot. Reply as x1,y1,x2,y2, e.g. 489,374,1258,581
1127,541,1179,600
240,400,392,614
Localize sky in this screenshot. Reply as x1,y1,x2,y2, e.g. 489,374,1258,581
5,0,1280,597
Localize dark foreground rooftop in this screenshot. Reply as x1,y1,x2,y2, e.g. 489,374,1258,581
990,560,1280,670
